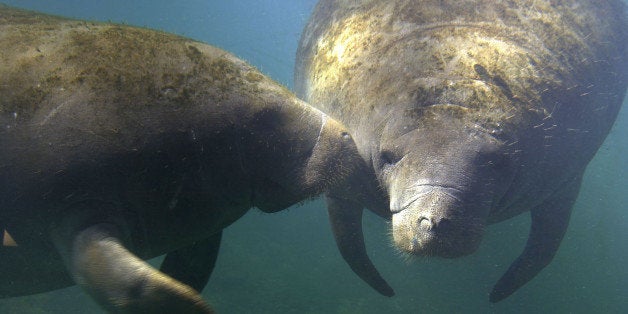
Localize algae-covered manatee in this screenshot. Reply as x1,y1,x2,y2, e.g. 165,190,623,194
0,5,361,312
295,0,628,302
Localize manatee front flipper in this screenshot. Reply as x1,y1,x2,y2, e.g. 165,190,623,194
490,176,583,302
55,223,213,313
327,194,395,297
160,231,222,292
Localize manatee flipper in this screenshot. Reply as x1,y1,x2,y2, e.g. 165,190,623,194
56,223,213,313
160,231,223,292
490,176,582,302
326,194,395,297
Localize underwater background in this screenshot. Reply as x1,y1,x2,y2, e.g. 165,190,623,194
0,0,626,313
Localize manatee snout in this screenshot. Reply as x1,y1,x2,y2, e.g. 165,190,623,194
384,128,506,258
391,186,484,258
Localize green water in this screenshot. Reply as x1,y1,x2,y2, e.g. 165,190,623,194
1,1,626,313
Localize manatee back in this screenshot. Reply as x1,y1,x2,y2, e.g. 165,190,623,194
0,4,334,217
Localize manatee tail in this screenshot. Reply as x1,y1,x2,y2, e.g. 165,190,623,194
326,194,395,297
490,176,580,302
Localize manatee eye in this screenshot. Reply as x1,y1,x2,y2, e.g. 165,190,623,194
379,150,401,168
341,131,351,141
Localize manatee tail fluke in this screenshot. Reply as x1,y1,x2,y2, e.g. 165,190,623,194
326,195,395,297
490,177,581,302
54,223,214,313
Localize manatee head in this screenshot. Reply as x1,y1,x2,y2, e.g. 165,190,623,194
243,95,361,212
375,104,515,258
303,116,361,189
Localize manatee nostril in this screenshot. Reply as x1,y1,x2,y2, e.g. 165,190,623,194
418,217,453,233
418,217,433,231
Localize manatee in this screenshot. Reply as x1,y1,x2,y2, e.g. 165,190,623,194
0,5,362,312
295,0,628,302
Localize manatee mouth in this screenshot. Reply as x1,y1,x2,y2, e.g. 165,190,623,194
390,185,484,258
391,184,463,213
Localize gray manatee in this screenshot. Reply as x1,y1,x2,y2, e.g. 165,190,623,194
295,0,628,302
0,5,362,313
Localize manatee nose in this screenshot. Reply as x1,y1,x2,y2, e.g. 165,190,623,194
418,216,451,233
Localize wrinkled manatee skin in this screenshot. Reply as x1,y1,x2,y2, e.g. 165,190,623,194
295,0,628,302
0,5,361,312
